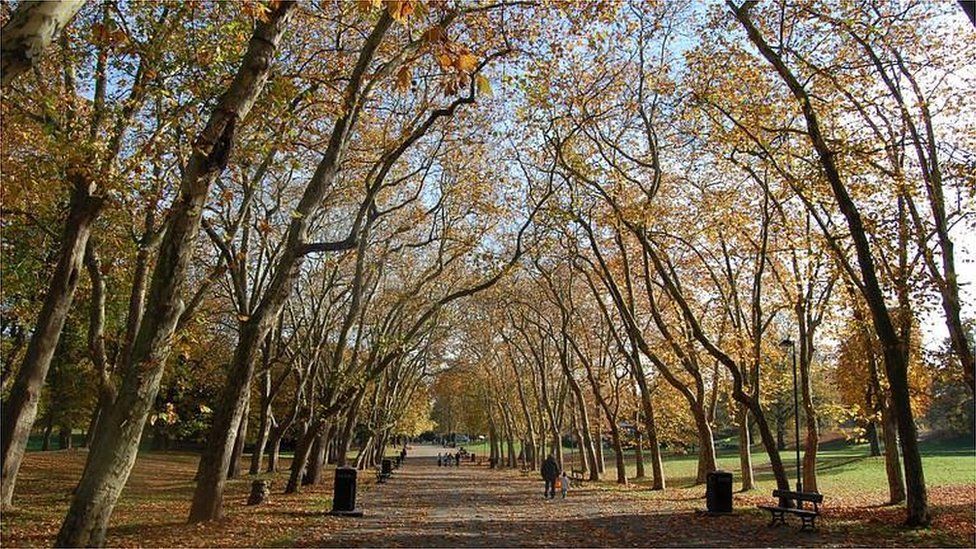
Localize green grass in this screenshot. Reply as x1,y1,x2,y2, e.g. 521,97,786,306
599,437,976,496
457,436,975,495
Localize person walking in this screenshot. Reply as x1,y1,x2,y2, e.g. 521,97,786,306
559,470,570,499
541,453,559,500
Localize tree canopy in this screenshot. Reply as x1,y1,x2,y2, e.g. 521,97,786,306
1,0,973,543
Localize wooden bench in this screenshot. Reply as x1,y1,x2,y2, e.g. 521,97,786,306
374,467,390,483
569,469,586,488
758,489,824,531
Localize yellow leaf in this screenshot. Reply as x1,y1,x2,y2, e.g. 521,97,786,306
436,53,454,70
456,52,478,74
385,0,415,22
475,74,492,97
396,66,412,92
357,0,382,12
242,1,271,22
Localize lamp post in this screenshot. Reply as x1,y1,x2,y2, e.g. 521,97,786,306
779,338,802,493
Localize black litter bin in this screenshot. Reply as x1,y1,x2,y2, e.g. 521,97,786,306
329,467,363,517
381,458,393,477
706,471,733,514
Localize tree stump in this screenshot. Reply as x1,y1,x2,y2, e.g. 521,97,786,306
247,480,271,505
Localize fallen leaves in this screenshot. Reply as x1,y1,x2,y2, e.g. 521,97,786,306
2,450,972,547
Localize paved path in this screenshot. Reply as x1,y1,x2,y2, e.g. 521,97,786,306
292,444,776,547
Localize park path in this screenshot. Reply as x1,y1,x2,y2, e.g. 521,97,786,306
292,444,792,547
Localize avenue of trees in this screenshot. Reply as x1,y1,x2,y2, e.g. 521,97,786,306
0,0,973,545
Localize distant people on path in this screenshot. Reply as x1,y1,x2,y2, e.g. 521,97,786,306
400,447,407,462
559,470,569,499
541,453,559,500
437,453,443,467
454,451,461,467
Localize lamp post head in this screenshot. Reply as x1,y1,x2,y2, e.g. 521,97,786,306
779,338,794,349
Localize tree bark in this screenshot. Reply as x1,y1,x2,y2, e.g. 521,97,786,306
304,426,330,486
59,426,72,450
287,425,318,493
227,397,249,480
633,428,645,479
609,423,627,485
595,420,605,475
55,6,296,545
693,408,717,484
866,420,881,457
642,395,665,489
267,430,283,474
882,400,906,504
1,181,100,506
190,323,262,522
577,399,598,480
737,405,754,491
775,411,786,451
249,372,272,475
335,388,365,467
42,413,54,451
0,0,85,87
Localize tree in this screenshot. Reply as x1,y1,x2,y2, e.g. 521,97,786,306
55,3,298,544
0,0,85,87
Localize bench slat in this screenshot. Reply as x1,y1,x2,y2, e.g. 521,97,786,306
758,505,818,517
772,489,824,503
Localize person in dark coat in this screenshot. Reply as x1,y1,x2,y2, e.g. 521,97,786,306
540,454,559,499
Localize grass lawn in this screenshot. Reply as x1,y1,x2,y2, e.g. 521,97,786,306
608,438,975,495
458,436,974,494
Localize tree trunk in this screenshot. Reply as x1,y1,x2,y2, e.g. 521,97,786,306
551,430,563,472
190,321,263,522
776,412,786,451
42,413,54,451
354,435,373,471
693,409,717,484
335,389,365,467
55,7,296,544
249,376,272,475
801,405,819,493
748,401,791,491
304,426,330,486
580,403,599,481
1,183,100,506
642,400,665,490
731,4,927,524
866,420,881,457
59,426,72,450
633,429,645,479
595,421,605,475
227,398,249,480
609,425,627,485
506,433,516,468
267,431,283,474
287,424,317,493
0,0,85,87
737,405,754,491
884,345,928,523
82,402,101,449
799,329,819,493
882,400,906,504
